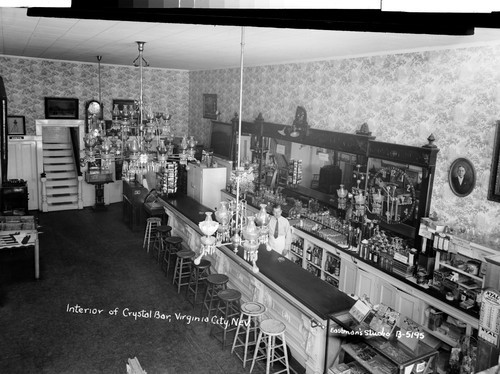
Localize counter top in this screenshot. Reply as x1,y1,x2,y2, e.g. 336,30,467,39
160,193,355,320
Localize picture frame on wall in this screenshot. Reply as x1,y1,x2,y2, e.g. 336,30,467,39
44,97,79,119
7,115,26,135
449,157,476,197
203,93,217,120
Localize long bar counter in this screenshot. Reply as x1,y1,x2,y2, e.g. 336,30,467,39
159,193,355,374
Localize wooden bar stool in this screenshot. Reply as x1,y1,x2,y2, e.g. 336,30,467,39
162,236,183,275
172,249,195,294
231,301,266,368
143,217,162,253
201,274,229,320
152,225,172,263
250,319,290,374
210,288,242,349
186,259,211,307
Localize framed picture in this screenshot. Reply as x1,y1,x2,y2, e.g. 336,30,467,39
44,97,79,119
7,115,26,135
488,120,500,202
449,157,476,197
203,94,217,120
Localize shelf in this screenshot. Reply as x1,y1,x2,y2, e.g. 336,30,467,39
324,270,340,280
420,324,459,348
439,263,483,282
306,260,322,270
342,343,397,374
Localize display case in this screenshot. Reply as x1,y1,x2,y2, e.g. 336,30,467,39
329,309,438,374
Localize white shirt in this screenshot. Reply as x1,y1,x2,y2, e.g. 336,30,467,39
267,216,291,256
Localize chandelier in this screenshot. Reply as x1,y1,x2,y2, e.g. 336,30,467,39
81,42,198,195
194,27,272,274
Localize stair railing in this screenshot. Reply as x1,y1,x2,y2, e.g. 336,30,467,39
69,127,84,209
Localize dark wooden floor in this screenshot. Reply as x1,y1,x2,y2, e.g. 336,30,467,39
0,203,277,374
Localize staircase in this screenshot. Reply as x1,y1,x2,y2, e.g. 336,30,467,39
40,127,83,212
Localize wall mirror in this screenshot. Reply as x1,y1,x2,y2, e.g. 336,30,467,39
365,158,423,229
264,137,366,207
488,120,500,202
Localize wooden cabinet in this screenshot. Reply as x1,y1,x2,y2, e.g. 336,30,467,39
187,164,226,210
379,279,397,310
355,267,380,304
395,288,425,325
339,254,357,295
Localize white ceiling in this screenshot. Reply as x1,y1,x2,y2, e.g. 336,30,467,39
2,7,500,70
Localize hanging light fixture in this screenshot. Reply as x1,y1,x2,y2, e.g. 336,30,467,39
81,42,197,196
195,27,270,274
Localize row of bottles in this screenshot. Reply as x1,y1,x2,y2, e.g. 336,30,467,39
291,237,304,256
290,235,342,286
325,254,340,276
306,245,323,266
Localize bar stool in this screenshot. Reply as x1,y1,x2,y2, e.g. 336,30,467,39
162,236,183,275
210,288,242,349
231,301,266,368
201,274,229,319
250,319,290,374
172,249,195,294
143,217,162,253
152,225,172,263
186,259,211,307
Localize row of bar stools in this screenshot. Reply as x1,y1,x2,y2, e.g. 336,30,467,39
172,249,195,294
250,319,290,374
210,289,242,349
152,225,172,263
143,217,162,253
231,301,267,368
201,274,229,319
186,259,211,307
162,236,183,274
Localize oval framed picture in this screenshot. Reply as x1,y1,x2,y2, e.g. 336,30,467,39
449,158,476,197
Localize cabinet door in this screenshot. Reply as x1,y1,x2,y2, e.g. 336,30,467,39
395,288,424,325
355,268,379,304
339,256,357,295
378,280,397,309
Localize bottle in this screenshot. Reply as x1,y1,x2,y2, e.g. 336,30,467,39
372,246,379,264
306,247,312,262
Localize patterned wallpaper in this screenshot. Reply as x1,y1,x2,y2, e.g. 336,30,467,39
188,44,500,248
0,56,190,136
1,46,499,246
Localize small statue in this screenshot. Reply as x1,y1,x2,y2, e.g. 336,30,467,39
278,106,309,137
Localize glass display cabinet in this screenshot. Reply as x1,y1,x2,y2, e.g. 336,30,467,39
328,310,438,374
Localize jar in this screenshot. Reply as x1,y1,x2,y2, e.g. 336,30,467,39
466,260,481,276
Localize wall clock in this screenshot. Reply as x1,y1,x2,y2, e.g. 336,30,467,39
369,166,416,224
85,100,103,132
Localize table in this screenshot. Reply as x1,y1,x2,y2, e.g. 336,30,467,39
0,216,39,279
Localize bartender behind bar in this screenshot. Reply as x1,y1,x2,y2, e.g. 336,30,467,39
267,204,292,258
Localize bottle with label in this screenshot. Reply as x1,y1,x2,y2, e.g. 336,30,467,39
306,247,312,262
